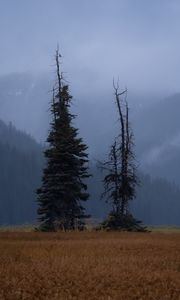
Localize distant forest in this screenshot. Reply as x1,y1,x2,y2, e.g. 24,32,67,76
0,119,179,226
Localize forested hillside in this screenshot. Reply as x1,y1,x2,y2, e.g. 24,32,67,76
0,120,43,224
86,166,180,225
0,119,179,225
1,74,180,186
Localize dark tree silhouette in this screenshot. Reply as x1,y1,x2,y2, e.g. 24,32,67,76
100,82,146,231
37,49,90,231
101,141,120,213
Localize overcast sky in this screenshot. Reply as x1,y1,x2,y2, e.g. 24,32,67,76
1,0,180,95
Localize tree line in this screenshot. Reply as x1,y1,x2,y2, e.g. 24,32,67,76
37,49,146,232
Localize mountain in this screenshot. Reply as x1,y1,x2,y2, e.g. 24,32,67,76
0,120,43,225
0,73,180,186
134,94,180,184
0,73,147,154
0,72,180,225
0,119,179,225
132,174,180,225
86,165,180,225
0,72,51,142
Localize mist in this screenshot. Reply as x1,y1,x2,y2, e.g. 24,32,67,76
0,1,180,226
1,1,180,144
0,0,180,95
0,3,179,298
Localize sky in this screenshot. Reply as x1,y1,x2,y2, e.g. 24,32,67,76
0,0,180,96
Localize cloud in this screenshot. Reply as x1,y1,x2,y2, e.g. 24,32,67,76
0,0,180,96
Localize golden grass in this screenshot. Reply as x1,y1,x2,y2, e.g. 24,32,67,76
149,226,180,233
0,232,179,300
0,225,34,232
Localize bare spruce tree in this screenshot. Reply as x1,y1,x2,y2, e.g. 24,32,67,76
37,49,90,231
100,82,146,231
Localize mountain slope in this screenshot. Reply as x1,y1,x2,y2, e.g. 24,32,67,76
0,120,43,225
0,73,180,185
0,119,179,225
0,73,180,225
134,94,180,184
86,166,180,225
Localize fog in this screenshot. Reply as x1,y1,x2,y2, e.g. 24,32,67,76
0,1,180,226
0,1,180,165
0,0,180,96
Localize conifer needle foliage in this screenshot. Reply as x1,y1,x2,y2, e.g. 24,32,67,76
37,49,90,231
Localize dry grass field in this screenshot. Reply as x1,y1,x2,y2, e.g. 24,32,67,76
0,231,179,300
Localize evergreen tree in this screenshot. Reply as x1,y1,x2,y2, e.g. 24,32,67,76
100,82,146,231
37,49,90,231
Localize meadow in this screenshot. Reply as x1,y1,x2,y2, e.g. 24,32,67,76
0,231,179,300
